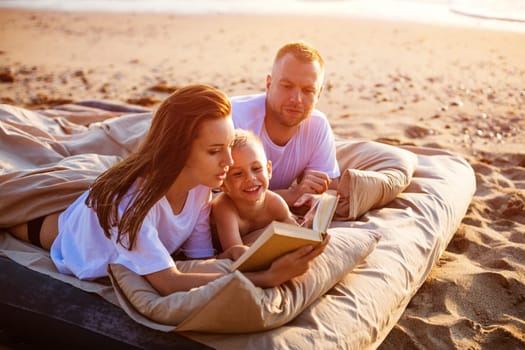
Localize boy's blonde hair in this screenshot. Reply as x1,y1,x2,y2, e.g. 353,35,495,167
232,128,264,151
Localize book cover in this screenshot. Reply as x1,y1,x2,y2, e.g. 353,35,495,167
230,191,339,272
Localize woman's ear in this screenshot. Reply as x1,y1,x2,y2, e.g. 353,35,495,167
267,160,272,179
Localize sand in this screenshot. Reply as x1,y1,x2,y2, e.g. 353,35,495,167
0,8,524,349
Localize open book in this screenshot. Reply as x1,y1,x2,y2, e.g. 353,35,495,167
230,190,339,272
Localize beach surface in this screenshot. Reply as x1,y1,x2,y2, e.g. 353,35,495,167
1,8,524,349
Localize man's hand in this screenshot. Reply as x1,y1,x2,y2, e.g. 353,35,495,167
274,170,331,209
297,170,331,195
287,170,331,214
292,193,321,227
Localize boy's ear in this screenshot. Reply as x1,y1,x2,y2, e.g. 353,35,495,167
267,160,272,179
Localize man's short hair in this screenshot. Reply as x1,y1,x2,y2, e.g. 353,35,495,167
274,41,324,69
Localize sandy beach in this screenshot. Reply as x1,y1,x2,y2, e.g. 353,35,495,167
0,8,524,349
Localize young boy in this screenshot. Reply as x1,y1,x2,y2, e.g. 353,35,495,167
211,129,299,260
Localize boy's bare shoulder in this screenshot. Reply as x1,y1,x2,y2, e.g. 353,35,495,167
211,192,234,210
266,190,291,213
265,190,287,204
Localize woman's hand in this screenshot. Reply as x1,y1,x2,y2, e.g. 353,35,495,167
246,235,330,288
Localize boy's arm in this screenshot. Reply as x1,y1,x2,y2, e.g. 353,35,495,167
211,195,244,250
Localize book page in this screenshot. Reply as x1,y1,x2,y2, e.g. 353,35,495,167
312,191,339,233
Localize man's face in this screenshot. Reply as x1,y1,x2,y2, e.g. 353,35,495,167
265,53,324,128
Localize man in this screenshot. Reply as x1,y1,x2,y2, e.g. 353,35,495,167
230,41,340,208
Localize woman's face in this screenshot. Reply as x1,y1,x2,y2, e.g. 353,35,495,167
184,117,235,189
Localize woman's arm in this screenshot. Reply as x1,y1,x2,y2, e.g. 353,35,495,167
145,266,224,296
145,235,330,295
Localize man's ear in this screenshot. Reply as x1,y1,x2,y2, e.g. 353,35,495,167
267,160,273,179
317,84,324,100
266,74,272,91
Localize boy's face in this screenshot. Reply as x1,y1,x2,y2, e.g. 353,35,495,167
221,141,272,204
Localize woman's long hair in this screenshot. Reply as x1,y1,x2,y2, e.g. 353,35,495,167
86,84,231,250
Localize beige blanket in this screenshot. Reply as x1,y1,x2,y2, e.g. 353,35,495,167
0,101,416,227
0,102,475,349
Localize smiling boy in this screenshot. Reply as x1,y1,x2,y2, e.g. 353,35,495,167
211,129,298,260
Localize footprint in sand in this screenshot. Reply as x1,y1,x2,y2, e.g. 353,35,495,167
486,192,525,225
404,125,435,138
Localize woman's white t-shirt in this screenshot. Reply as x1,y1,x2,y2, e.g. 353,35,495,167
50,184,214,280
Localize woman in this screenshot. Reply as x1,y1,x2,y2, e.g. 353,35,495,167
8,84,327,295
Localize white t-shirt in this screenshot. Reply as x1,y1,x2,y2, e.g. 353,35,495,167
230,93,340,190
50,184,214,280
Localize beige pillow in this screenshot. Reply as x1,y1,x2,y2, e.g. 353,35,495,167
108,228,380,333
334,140,418,220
